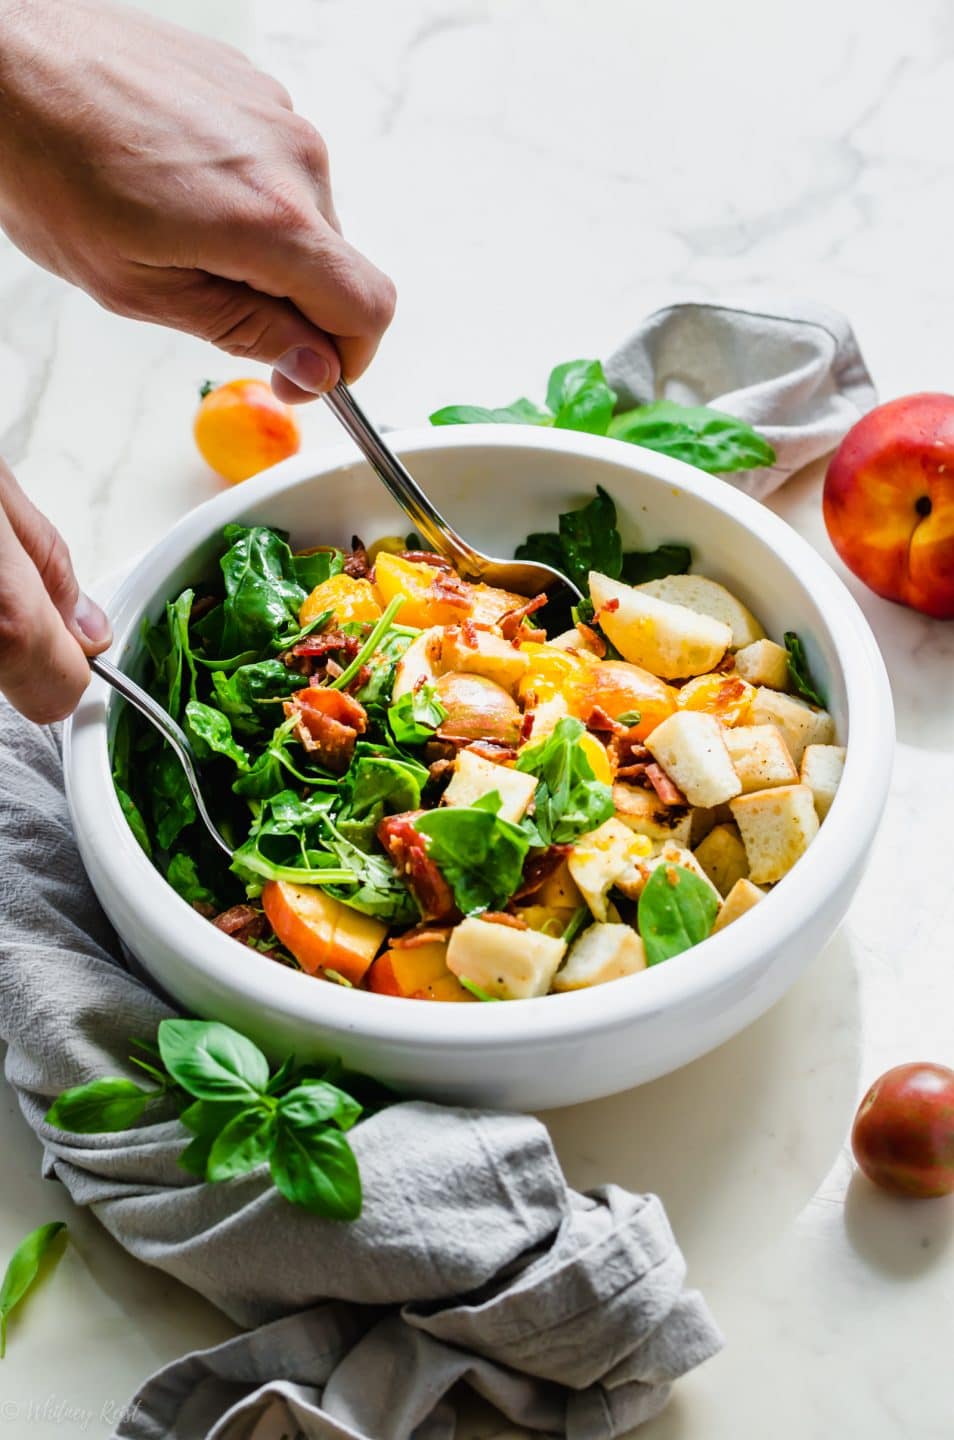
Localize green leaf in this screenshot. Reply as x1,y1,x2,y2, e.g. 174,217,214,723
185,700,250,771
148,746,197,850
0,1223,67,1359
459,977,501,1002
162,588,198,721
336,753,427,851
219,525,342,654
278,1080,363,1132
326,595,403,693
620,544,693,585
270,1115,362,1220
210,660,302,736
158,1019,270,1102
783,631,827,708
515,716,614,846
608,401,776,475
165,852,216,907
177,1098,247,1176
637,863,719,966
206,1104,275,1181
429,398,553,427
387,684,447,745
415,793,530,915
561,905,591,946
44,1077,156,1134
546,359,617,434
516,485,621,593
114,783,152,857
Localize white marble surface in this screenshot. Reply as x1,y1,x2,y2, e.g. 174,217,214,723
3,0,954,1435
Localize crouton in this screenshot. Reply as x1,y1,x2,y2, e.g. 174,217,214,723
723,724,798,793
552,923,647,991
734,638,791,691
729,784,820,884
442,748,538,823
694,823,750,897
568,817,653,920
614,842,722,903
748,688,834,766
644,711,742,808
446,917,566,999
800,744,846,820
712,877,766,933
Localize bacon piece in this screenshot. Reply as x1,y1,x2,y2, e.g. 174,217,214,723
400,550,457,571
377,813,459,924
645,763,688,807
343,536,370,578
600,598,620,614
513,844,573,901
285,687,367,773
585,704,624,735
213,904,268,945
615,763,648,782
463,739,518,764
290,630,359,660
575,622,607,658
390,925,454,949
520,710,535,744
480,911,529,930
498,593,548,642
429,570,472,611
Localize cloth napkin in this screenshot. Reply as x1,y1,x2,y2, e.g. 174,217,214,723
0,700,723,1440
605,299,877,498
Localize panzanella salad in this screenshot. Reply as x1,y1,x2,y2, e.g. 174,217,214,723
114,490,843,1003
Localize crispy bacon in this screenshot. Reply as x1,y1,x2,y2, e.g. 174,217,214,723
479,911,529,930
714,652,737,674
213,905,268,944
429,570,472,610
343,536,370,578
400,550,456,571
513,844,573,901
584,704,624,735
499,593,548,642
390,925,454,949
463,739,519,764
520,710,535,744
645,763,687,806
575,622,607,658
285,687,367,773
377,813,459,923
600,598,620,614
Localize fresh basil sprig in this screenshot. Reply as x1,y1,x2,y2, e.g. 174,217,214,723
637,863,719,967
0,1222,68,1358
415,792,530,915
45,1019,371,1222
783,632,827,708
515,716,614,846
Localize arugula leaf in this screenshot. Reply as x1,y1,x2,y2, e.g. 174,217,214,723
320,819,420,923
638,863,719,966
158,1019,270,1102
165,852,217,907
608,401,776,474
185,700,250,771
546,359,617,434
270,1105,362,1220
430,397,553,427
415,793,530,914
515,716,614,845
0,1222,67,1359
45,1077,157,1133
219,525,343,653
784,632,827,708
388,684,447,745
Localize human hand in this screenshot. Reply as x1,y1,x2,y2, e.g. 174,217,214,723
0,0,395,400
0,465,111,723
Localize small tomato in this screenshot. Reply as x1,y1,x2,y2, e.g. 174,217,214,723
194,378,301,483
851,1062,954,1198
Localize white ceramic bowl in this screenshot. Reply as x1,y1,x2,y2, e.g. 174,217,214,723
65,427,892,1110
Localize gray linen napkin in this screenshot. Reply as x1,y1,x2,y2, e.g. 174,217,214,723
0,700,722,1440
605,299,876,498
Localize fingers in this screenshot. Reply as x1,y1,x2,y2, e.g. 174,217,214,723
0,497,94,724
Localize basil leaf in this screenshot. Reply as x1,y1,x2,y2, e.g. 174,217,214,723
206,1104,275,1182
0,1222,67,1359
515,716,614,845
415,793,530,914
177,1098,247,1176
546,359,617,434
784,631,827,708
278,1080,363,1132
270,1114,362,1220
165,852,216,907
620,543,692,585
608,401,776,475
185,700,250,771
387,684,447,745
429,398,552,427
45,1077,156,1134
158,1019,270,1102
637,863,719,966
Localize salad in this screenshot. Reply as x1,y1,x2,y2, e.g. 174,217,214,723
114,489,843,1003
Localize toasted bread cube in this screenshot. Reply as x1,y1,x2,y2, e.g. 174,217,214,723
644,711,742,808
712,877,766,933
568,817,653,921
749,688,834,767
688,803,734,846
552,923,647,991
446,917,565,999
729,784,820,884
694,822,749,897
440,626,529,694
589,571,732,679
723,724,798,793
614,842,722,903
637,574,765,650
800,743,846,820
734,639,790,691
612,783,692,848
442,748,537,823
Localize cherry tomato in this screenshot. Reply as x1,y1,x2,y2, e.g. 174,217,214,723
194,378,300,483
851,1062,954,1198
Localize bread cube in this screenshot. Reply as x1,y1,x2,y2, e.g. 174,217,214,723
749,688,835,767
734,639,790,691
729,784,820,884
615,842,721,903
589,571,732,679
637,574,765,650
552,923,647,991
526,693,570,742
644,711,742,808
723,724,798,793
446,917,566,999
612,783,692,848
442,748,538,823
694,823,750,896
688,803,734,846
712,877,766,933
800,744,846,820
568,817,653,920
440,626,529,694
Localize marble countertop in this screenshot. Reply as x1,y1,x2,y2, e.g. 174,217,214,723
3,1,954,1435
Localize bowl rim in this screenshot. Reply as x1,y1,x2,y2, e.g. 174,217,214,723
65,424,893,1051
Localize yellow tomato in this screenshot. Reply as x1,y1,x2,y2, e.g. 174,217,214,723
299,573,382,628
570,660,677,741
517,642,591,705
373,552,464,627
675,673,755,726
578,731,613,785
193,379,300,483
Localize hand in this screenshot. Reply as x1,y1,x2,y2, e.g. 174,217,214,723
0,0,395,400
0,465,111,723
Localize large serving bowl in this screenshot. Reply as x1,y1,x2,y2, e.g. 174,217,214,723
64,427,892,1110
